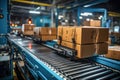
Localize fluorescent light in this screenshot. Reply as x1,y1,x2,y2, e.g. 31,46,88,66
36,7,40,10
65,20,68,22
83,5,89,7
79,16,83,19
29,11,40,14
58,15,63,19
81,12,93,16
86,18,90,21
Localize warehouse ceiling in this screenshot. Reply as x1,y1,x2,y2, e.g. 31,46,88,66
10,0,120,20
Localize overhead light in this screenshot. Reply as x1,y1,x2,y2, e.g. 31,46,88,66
36,7,40,10
58,15,63,19
98,15,103,20
81,12,93,16
65,20,68,22
29,11,40,14
86,18,90,21
40,19,43,22
83,5,89,7
73,20,75,22
79,16,83,19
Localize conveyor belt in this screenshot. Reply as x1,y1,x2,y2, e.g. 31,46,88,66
9,36,120,80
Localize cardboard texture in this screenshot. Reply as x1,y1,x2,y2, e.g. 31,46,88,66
61,41,76,49
106,46,120,60
75,44,95,58
49,27,57,35
96,28,109,43
57,26,63,37
39,27,49,35
96,43,108,54
90,20,101,27
62,27,69,41
22,24,35,32
83,20,101,27
75,27,97,44
23,31,34,36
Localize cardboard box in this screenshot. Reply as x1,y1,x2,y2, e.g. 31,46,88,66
61,41,75,49
49,35,57,40
75,44,96,58
75,27,97,44
83,21,90,26
96,43,108,54
90,20,101,27
106,49,120,60
96,28,109,43
23,31,34,36
22,24,35,32
83,20,101,27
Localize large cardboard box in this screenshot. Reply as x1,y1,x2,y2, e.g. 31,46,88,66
96,28,109,43
83,21,90,26
61,41,75,49
22,24,35,32
96,43,108,54
75,44,96,58
75,27,97,44
49,35,57,40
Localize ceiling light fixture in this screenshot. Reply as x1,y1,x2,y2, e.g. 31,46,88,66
29,11,40,14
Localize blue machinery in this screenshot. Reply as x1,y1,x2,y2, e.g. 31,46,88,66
8,36,120,80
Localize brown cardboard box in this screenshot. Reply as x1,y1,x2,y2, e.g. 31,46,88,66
22,24,35,32
23,31,34,36
106,49,120,60
41,36,49,41
83,20,101,27
62,27,69,41
96,43,108,54
75,44,95,58
61,41,75,49
96,28,109,43
90,20,101,27
83,21,90,26
49,35,57,40
75,27,97,44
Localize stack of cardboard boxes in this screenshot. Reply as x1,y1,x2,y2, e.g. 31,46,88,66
106,46,120,60
34,27,57,41
22,24,35,36
57,26,109,58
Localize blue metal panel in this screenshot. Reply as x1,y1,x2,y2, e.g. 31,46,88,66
77,7,81,26
0,0,9,44
92,56,120,71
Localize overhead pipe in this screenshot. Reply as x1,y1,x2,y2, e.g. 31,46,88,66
11,0,52,7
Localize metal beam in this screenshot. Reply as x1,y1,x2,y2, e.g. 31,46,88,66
11,0,52,7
